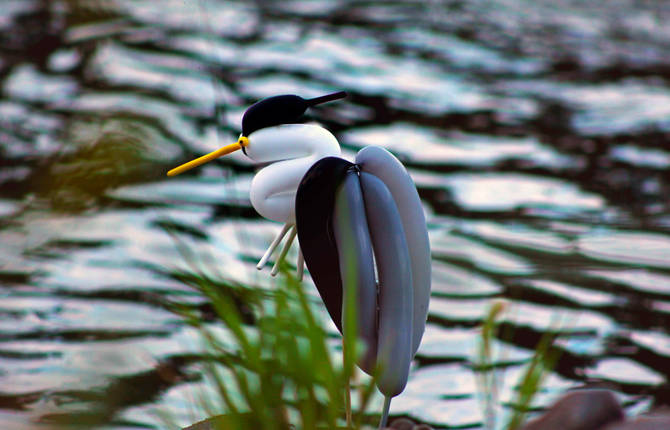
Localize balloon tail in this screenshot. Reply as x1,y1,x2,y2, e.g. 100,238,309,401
271,225,297,276
378,396,391,429
297,247,305,281
257,223,292,270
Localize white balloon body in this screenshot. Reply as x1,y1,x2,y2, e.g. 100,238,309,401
246,124,341,223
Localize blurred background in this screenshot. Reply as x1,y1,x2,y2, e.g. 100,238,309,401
1,0,670,428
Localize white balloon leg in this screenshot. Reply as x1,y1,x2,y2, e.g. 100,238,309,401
257,222,292,270
271,225,297,276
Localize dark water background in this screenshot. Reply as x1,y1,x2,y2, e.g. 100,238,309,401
1,0,670,428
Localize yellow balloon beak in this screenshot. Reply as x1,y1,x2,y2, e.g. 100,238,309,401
167,136,249,177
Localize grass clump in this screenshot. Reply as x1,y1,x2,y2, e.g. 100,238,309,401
168,237,379,430
165,231,559,430
475,301,561,430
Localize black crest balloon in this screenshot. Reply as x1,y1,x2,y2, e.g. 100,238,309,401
167,92,431,427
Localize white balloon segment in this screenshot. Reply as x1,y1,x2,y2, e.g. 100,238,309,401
247,124,340,223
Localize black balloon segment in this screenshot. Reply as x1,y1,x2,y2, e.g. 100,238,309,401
241,91,347,137
295,156,354,333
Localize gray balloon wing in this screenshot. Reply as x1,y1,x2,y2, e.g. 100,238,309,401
332,170,378,374
359,172,413,397
356,146,431,355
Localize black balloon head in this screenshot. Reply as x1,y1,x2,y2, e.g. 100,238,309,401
240,91,347,138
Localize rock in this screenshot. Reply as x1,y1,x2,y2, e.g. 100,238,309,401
602,413,670,430
387,417,416,430
521,389,624,430
383,417,435,430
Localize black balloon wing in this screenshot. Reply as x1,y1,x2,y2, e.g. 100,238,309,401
295,156,353,333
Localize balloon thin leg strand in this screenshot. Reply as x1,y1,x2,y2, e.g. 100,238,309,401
378,396,391,429
296,247,305,281
257,222,292,270
271,225,297,276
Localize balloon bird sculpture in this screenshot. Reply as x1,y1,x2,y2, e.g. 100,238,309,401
167,92,431,427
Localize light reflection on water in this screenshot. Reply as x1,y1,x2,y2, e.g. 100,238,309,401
1,0,670,428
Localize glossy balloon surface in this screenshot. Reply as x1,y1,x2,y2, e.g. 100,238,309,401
167,91,431,408
242,95,309,137
248,124,340,223
296,147,430,399
357,146,431,355
241,91,346,137
295,156,353,331
360,172,413,396
333,170,378,373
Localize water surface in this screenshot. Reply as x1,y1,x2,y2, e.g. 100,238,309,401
1,0,670,428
